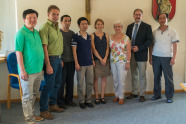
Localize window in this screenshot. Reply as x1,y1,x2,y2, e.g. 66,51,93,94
0,0,17,56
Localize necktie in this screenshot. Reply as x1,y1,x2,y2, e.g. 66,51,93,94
132,24,138,46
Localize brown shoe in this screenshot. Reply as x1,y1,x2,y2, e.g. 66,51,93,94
49,105,64,113
40,111,54,120
119,99,124,105
33,115,43,122
113,97,119,102
139,96,145,102
126,94,138,99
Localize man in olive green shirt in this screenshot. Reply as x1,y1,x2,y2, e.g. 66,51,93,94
39,5,63,120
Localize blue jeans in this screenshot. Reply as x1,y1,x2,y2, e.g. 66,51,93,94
40,56,62,112
152,55,174,99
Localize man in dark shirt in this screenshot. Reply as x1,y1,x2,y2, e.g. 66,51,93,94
57,15,76,109
71,17,94,109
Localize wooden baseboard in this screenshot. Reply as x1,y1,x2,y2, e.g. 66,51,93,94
0,90,185,103
0,98,40,103
180,83,186,91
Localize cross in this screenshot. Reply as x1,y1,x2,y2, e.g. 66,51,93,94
85,0,91,24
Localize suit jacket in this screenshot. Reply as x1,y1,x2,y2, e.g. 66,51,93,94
126,21,153,61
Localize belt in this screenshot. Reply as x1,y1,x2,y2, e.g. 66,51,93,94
49,55,61,59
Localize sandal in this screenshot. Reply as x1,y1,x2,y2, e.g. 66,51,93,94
100,98,106,104
119,99,124,105
113,97,119,102
95,98,100,104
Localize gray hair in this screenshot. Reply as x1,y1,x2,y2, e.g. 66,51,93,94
113,20,123,27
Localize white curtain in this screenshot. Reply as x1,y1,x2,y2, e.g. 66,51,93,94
0,0,17,56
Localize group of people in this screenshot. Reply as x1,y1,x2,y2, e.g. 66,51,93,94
14,5,179,124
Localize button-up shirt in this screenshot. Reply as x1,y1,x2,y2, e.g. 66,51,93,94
39,19,63,56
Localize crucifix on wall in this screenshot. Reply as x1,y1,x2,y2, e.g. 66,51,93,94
85,0,91,24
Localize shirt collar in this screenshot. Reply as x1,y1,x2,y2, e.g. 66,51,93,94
23,25,35,33
134,21,142,26
157,25,169,30
47,19,58,27
77,31,88,36
78,31,88,40
77,31,81,36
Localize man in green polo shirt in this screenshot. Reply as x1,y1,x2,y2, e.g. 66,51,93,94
39,5,64,120
15,9,44,124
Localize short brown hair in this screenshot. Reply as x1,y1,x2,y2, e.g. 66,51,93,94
94,18,104,29
133,8,143,14
48,5,60,13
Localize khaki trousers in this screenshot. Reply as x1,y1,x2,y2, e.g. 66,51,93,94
130,53,147,96
20,71,43,123
77,65,93,103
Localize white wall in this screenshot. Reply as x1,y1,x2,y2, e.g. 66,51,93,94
0,0,185,100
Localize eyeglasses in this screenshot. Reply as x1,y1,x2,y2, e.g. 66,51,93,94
114,26,123,28
159,17,167,20
134,14,142,16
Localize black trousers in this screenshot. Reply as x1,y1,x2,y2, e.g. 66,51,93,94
57,61,75,105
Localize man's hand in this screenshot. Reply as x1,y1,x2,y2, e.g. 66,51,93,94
46,65,53,74
132,46,139,52
20,70,28,81
170,58,175,65
62,61,64,67
149,58,152,65
75,63,81,71
125,62,130,71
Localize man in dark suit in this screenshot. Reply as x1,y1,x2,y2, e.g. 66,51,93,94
126,8,153,102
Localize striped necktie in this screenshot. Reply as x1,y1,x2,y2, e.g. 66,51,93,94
132,24,138,46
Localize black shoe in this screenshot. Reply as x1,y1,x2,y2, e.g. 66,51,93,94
79,103,86,109
151,96,162,100
85,103,94,108
126,94,138,99
66,101,76,107
58,104,67,109
95,98,100,104
100,98,106,104
139,96,145,102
